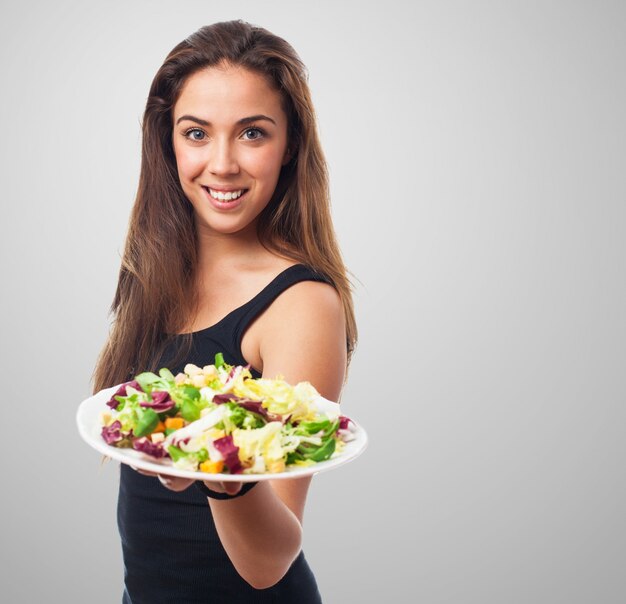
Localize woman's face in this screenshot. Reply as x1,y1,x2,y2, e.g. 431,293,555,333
172,64,291,237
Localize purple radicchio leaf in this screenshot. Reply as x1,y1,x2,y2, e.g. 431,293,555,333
169,435,191,447
106,380,142,409
212,393,275,422
339,415,353,430
213,435,242,474
101,420,123,444
132,437,168,459
139,390,175,413
212,393,240,404
213,394,269,419
237,401,270,420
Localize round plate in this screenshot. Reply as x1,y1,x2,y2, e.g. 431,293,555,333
77,384,368,482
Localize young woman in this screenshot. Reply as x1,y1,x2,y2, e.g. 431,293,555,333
92,19,357,603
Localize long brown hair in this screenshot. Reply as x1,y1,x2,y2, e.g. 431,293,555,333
92,20,358,393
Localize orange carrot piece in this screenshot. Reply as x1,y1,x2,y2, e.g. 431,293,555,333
165,417,184,430
199,460,225,474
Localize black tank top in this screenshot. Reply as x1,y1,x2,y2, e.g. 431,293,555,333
118,264,332,604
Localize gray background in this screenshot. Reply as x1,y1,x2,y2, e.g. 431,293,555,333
1,0,624,602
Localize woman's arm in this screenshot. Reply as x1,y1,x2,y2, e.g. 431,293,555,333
207,280,347,588
146,280,347,587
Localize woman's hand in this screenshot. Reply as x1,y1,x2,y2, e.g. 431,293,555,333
201,480,244,496
131,466,242,495
130,466,194,492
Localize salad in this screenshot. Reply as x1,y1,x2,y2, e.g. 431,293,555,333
100,353,355,475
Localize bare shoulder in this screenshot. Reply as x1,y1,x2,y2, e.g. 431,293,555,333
263,279,346,345
258,279,347,402
271,279,344,320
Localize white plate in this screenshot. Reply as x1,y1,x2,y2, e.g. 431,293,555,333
77,384,368,482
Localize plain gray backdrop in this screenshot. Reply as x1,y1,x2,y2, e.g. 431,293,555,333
1,0,624,602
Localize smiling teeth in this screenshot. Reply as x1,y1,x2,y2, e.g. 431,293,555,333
208,188,245,201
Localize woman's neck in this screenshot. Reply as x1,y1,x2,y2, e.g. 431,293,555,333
195,221,268,276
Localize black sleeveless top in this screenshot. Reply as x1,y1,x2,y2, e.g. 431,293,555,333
118,264,332,604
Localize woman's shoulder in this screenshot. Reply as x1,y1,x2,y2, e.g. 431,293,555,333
244,257,344,344
251,253,341,316
273,275,341,312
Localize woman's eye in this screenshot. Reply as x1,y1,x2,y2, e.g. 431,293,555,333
243,127,265,141
184,128,205,141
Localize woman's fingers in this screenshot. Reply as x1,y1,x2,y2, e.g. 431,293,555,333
130,465,238,494
158,474,195,492
131,465,159,477
201,480,243,496
130,465,192,491
223,481,243,496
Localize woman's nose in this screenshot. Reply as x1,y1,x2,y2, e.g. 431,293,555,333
208,138,240,175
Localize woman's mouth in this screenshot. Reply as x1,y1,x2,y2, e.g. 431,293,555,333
205,187,248,201
202,186,249,210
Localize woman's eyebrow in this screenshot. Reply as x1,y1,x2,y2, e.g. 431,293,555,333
175,114,276,126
